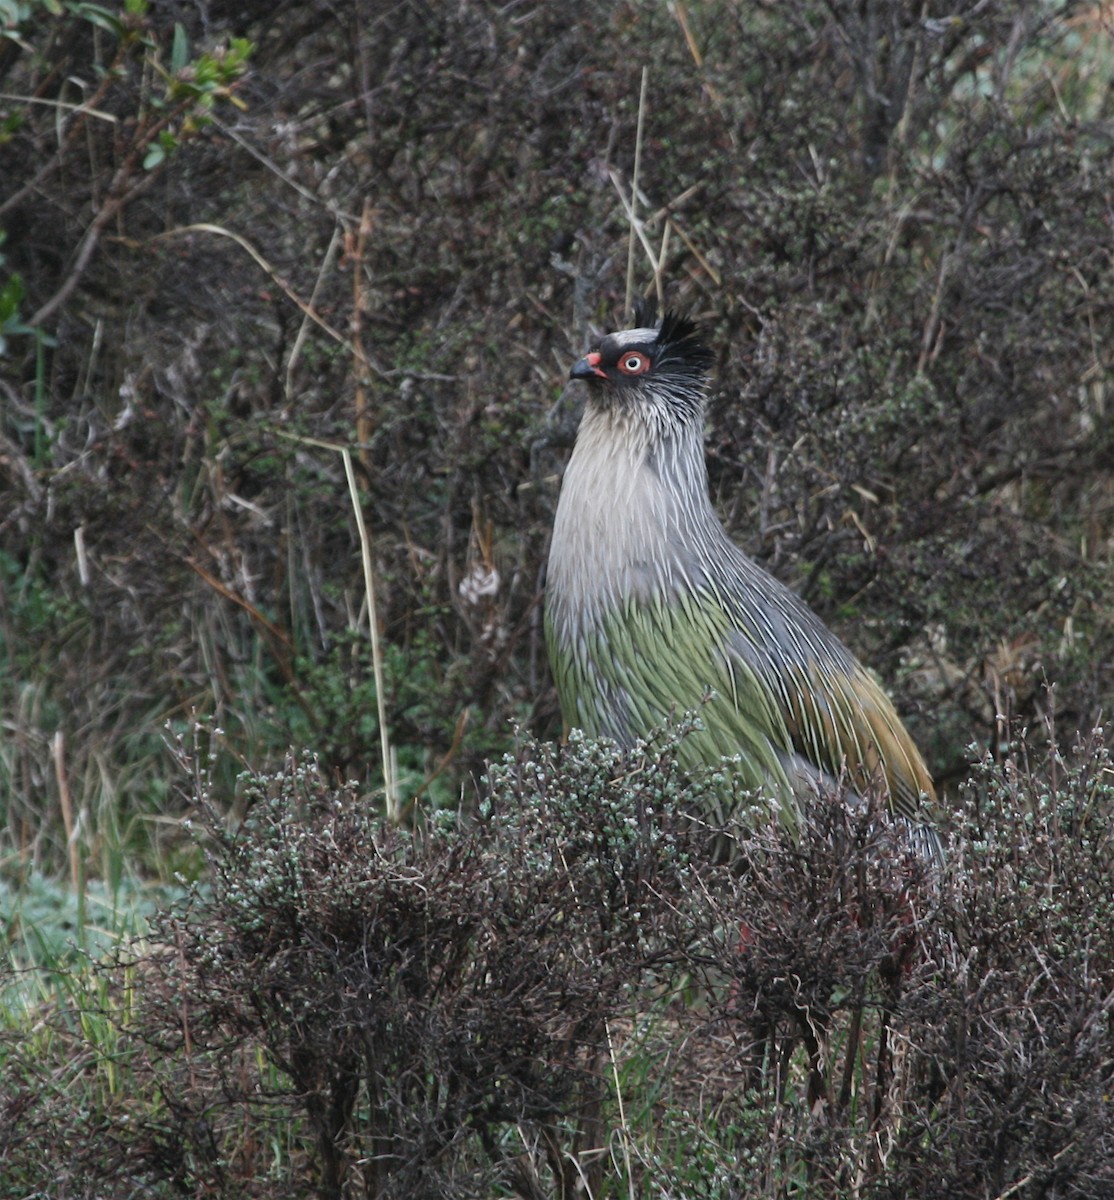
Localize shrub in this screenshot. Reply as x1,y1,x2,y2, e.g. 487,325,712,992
6,724,1112,1198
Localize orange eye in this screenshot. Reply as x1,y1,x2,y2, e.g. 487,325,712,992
617,352,650,376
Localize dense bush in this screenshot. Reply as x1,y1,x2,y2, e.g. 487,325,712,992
4,725,1114,1197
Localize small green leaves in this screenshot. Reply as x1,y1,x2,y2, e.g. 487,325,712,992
0,1,34,33
72,3,126,37
141,129,175,169
170,20,189,73
0,271,27,355
138,33,252,168
0,233,33,357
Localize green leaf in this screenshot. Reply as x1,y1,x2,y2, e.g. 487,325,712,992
74,3,125,37
0,0,30,29
0,109,24,145
0,271,24,321
142,140,165,169
170,21,189,73
226,37,254,66
0,269,35,358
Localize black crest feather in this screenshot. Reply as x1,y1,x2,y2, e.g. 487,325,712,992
655,309,715,375
628,298,713,374
632,295,659,328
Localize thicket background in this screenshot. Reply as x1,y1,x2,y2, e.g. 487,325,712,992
2,0,1113,864
1,1,1113,1196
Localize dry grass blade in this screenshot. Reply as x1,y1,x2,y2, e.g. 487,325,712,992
624,66,650,315
273,430,398,819
153,222,356,354
51,730,81,894
342,445,398,820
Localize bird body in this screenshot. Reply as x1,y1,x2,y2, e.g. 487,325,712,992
545,309,936,834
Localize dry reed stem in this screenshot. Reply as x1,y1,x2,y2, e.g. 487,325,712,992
51,730,81,893
624,66,649,316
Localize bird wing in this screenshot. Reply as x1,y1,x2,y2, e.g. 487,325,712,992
712,559,936,820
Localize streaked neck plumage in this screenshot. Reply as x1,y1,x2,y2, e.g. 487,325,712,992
548,393,725,638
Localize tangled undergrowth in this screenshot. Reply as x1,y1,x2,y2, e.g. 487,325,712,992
3,723,1112,1198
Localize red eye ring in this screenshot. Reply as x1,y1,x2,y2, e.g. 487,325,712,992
617,352,650,376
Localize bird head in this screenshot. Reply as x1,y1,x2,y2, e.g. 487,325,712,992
570,303,715,429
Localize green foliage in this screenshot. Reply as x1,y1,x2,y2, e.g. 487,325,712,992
2,0,252,264
0,233,32,357
144,30,253,166
1,873,181,1002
